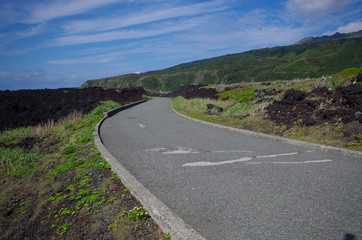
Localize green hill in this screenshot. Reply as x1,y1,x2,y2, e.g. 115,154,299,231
81,33,362,92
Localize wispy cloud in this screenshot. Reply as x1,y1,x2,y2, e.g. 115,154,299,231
51,19,199,46
62,0,227,34
324,20,362,35
47,50,127,64
13,24,45,39
24,0,120,23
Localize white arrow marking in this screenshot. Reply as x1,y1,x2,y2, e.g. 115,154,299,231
182,157,252,167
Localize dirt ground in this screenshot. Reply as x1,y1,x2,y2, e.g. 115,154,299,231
0,87,146,131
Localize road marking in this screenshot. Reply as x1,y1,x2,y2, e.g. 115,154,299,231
137,123,145,128
182,157,252,167
145,147,332,167
163,147,199,154
212,150,255,153
146,146,199,154
183,158,333,167
146,146,254,154
245,159,333,165
273,159,333,164
256,152,298,158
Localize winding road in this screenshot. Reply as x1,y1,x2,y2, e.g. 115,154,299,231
100,98,361,240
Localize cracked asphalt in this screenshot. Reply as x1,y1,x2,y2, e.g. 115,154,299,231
100,97,362,240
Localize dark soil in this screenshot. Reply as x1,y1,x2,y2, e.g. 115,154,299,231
266,84,362,128
0,87,146,131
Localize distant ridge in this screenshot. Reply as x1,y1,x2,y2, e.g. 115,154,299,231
295,30,362,44
82,31,362,91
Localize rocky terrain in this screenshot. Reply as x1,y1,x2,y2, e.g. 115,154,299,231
266,84,362,127
0,87,146,131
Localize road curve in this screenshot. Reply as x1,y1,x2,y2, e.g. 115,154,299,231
100,97,362,240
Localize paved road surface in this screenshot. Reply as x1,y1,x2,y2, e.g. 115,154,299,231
100,98,362,240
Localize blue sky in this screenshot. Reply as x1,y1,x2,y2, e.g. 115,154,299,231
0,0,361,90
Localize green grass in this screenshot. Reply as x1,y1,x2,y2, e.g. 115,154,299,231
218,89,256,103
0,127,34,145
0,147,39,177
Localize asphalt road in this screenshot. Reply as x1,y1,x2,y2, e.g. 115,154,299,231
100,97,362,240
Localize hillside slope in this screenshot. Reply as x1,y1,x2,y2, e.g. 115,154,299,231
82,33,362,92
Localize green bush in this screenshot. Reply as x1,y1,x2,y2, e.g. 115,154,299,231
325,67,362,88
218,89,255,103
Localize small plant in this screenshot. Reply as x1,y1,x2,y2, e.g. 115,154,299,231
59,223,72,236
48,192,63,201
123,188,130,193
335,125,344,133
106,197,116,203
58,207,72,215
118,207,150,221
164,233,172,239
52,161,78,175
108,223,117,231
111,171,120,179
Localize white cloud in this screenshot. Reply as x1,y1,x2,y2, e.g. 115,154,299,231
24,0,120,23
286,0,356,18
323,20,362,35
62,0,227,34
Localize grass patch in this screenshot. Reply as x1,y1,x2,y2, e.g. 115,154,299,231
0,147,39,177
0,127,34,145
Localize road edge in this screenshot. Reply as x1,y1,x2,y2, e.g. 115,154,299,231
171,101,362,159
94,99,206,240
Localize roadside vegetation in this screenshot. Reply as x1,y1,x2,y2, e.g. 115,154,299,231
0,101,165,239
172,68,362,151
